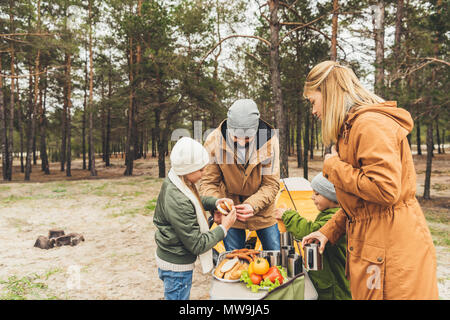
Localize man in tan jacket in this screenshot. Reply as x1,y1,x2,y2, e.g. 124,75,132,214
199,99,281,251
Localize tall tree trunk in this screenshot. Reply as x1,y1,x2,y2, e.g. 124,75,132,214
154,108,165,178
423,121,433,199
441,129,445,154
124,35,135,176
16,74,24,173
105,55,112,167
66,53,72,177
416,118,422,155
269,0,288,178
7,1,15,181
0,57,7,180
88,0,97,176
25,14,40,180
394,0,404,58
372,0,385,95
82,43,88,170
435,119,441,154
39,74,49,174
330,0,339,61
296,103,302,168
60,56,67,172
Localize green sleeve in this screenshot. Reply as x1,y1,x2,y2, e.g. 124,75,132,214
165,194,224,256
201,196,218,212
282,210,328,240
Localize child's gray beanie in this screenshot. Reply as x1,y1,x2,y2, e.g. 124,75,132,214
311,172,338,203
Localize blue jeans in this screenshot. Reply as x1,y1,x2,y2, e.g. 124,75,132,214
223,224,280,251
158,268,193,300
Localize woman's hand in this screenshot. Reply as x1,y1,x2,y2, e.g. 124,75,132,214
324,145,338,161
235,203,254,222
220,207,237,230
302,231,329,254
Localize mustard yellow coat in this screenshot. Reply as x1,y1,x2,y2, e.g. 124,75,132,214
320,102,439,300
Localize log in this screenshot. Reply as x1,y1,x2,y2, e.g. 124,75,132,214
55,235,72,246
48,229,65,239
67,233,85,246
34,235,52,249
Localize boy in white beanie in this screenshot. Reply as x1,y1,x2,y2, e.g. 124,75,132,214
275,173,351,300
153,137,236,300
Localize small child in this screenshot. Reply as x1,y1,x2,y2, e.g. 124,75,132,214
275,173,351,300
153,137,236,300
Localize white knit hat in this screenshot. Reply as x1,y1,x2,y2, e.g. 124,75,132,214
170,137,210,176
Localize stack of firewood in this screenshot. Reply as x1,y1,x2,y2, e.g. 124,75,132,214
34,229,85,250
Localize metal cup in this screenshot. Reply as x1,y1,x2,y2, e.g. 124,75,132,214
268,251,281,267
281,245,294,268
280,232,293,248
287,253,302,278
304,243,323,271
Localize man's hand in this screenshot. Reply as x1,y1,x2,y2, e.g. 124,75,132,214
235,203,254,222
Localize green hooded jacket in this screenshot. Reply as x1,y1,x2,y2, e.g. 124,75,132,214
153,177,225,265
282,207,351,300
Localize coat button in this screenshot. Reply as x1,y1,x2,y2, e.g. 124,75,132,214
377,257,383,262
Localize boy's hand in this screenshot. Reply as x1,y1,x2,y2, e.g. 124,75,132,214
275,207,288,220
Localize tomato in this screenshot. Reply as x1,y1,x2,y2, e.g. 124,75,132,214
262,266,283,284
253,258,270,275
250,273,262,285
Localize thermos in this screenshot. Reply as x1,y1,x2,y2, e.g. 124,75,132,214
267,251,281,267
280,232,293,247
287,253,302,278
281,245,295,268
304,243,323,271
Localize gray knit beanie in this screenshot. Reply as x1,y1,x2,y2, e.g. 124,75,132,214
311,173,338,203
227,99,260,137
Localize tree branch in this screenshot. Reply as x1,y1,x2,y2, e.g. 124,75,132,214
199,34,270,66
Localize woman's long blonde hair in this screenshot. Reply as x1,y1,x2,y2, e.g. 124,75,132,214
303,61,385,145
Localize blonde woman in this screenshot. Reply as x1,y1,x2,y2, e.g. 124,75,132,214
301,61,438,300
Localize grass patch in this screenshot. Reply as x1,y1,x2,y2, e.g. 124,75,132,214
429,226,450,247
109,208,142,218
0,268,63,300
144,199,158,215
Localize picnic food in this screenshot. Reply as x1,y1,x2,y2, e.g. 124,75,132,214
217,200,233,215
240,265,287,292
213,258,248,281
225,248,262,263
252,258,270,275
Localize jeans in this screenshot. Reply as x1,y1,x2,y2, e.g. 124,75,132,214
158,268,193,300
223,223,280,251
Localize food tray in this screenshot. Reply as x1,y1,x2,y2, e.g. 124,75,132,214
211,250,263,283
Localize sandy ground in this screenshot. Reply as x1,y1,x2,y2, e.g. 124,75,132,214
0,154,448,300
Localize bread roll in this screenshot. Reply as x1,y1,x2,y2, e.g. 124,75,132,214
224,261,242,280
214,259,229,278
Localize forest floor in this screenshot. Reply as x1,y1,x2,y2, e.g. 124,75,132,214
0,153,448,300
